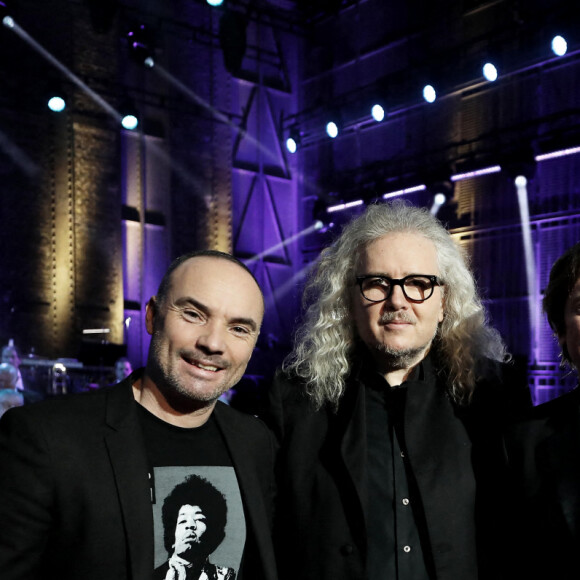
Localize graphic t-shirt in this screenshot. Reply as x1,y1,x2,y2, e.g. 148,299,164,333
136,403,246,580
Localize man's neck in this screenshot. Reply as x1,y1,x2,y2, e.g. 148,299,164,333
132,375,217,428
383,366,416,387
375,349,429,387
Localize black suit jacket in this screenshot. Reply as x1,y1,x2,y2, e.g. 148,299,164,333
266,356,530,580
0,375,277,580
506,387,580,580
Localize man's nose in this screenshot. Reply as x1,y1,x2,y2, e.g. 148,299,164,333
197,322,226,353
385,283,408,309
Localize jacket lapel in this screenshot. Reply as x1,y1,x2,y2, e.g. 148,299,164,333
331,373,368,556
104,381,154,579
213,403,277,580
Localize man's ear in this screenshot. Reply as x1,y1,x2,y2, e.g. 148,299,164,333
438,293,445,324
145,297,157,336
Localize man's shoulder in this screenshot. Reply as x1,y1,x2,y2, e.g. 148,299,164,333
0,381,131,429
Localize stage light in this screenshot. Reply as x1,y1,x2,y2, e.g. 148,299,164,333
327,199,364,213
535,145,580,161
2,14,13,28
422,85,436,103
382,184,426,199
207,0,224,5
427,180,453,215
515,175,527,188
121,114,138,130
551,35,567,57
286,126,301,153
430,192,446,215
371,104,385,122
120,101,139,130
434,193,446,205
450,165,501,181
482,62,498,82
326,121,339,139
48,95,66,112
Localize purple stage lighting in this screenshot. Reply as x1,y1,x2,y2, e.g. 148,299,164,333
382,184,426,199
450,165,501,181
327,199,364,213
535,146,580,162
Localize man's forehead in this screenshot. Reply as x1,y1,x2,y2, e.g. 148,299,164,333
167,256,264,314
358,233,439,265
172,256,258,289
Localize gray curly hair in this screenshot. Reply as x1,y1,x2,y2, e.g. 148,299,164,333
283,201,508,409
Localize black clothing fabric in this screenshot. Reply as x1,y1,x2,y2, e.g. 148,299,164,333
365,368,432,580
265,352,531,580
506,386,580,580
137,402,233,468
0,372,277,580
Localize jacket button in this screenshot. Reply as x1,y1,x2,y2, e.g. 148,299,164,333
340,544,354,555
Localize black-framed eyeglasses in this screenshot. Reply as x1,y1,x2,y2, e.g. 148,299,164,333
355,274,443,303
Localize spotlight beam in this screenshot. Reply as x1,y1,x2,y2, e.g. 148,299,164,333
4,18,124,124
0,127,40,176
265,261,315,310
515,176,539,363
5,20,214,194
244,222,321,267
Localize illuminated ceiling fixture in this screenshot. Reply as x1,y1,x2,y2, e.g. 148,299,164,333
120,101,139,130
422,84,436,103
326,199,364,213
482,62,498,82
48,95,66,112
286,126,301,153
371,103,385,122
551,35,567,57
450,165,501,181
382,184,426,199
326,121,339,139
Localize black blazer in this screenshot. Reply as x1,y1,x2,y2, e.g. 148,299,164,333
0,376,278,580
266,357,530,580
506,387,580,580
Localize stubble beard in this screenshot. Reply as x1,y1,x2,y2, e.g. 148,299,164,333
374,342,431,371
147,334,231,413
374,311,439,372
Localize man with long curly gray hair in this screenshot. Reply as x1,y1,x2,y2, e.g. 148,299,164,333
267,201,531,580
